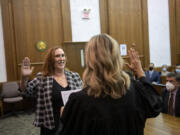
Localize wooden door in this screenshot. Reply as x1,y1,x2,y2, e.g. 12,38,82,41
63,42,86,77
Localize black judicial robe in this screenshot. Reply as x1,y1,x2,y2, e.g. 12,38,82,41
60,77,162,135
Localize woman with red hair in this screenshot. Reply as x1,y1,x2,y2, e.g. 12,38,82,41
20,47,82,135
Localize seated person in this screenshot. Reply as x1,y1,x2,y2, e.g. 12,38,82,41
175,64,180,74
162,73,180,117
161,64,169,76
145,63,161,84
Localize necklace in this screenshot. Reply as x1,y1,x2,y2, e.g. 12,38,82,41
53,74,68,87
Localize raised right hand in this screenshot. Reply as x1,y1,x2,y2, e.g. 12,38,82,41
127,48,145,78
21,57,34,78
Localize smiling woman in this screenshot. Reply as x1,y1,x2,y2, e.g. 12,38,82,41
19,46,83,135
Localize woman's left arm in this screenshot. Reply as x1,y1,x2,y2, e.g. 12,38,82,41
128,48,162,117
133,77,163,118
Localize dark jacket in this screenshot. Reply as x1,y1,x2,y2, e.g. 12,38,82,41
145,70,161,84
162,87,180,117
60,77,162,135
23,70,82,129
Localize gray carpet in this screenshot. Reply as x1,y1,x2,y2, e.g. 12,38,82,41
0,112,40,135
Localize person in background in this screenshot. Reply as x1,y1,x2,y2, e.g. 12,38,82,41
161,64,169,76
175,64,180,74
145,63,161,84
162,73,180,117
19,47,82,135
60,34,162,135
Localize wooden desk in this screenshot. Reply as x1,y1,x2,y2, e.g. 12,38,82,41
161,76,166,85
153,84,165,95
0,99,3,117
144,113,180,135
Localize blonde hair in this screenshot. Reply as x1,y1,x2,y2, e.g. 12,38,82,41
83,34,130,99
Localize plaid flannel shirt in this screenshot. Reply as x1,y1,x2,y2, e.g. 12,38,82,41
23,70,83,129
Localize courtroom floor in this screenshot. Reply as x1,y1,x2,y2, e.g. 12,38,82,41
0,112,39,135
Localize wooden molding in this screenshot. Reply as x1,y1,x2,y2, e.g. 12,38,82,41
169,0,180,65
18,62,44,66
99,0,109,34
141,0,150,68
1,0,18,81
99,0,150,69
61,0,72,42
122,55,144,59
169,0,177,65
64,41,87,44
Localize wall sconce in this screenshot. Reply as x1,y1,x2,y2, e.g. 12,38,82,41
82,8,91,19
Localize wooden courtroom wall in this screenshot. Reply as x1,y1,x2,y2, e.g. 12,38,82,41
1,0,150,80
2,0,179,81
63,0,150,77
1,0,65,80
100,0,150,68
169,0,180,66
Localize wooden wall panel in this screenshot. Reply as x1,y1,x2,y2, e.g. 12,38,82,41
100,0,150,68
61,0,72,42
169,0,180,65
12,0,63,65
141,0,150,67
1,0,18,81
99,0,109,33
1,0,64,80
108,0,144,56
175,0,180,63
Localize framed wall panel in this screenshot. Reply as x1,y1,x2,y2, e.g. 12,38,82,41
169,0,180,65
100,0,150,68
1,0,18,81
61,0,72,42
1,0,64,80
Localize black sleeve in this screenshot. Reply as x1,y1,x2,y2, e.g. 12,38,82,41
60,92,83,135
157,72,161,84
132,77,163,118
161,88,168,114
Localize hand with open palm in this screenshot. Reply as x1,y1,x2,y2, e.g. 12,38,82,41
21,57,34,78
127,48,145,78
